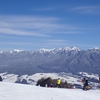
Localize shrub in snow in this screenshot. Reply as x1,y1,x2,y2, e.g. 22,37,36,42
36,77,73,88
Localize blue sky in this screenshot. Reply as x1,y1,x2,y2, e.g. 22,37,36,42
0,0,100,51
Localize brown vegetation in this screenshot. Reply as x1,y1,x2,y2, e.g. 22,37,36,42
36,77,73,89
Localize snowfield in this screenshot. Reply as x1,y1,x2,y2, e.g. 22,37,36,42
0,82,100,100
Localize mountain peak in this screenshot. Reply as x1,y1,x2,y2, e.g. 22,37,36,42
10,49,24,53
0,51,3,53
94,47,99,49
63,46,80,51
89,47,100,50
39,48,52,52
39,46,80,53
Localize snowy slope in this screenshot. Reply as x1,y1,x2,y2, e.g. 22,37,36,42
0,82,100,100
1,72,100,89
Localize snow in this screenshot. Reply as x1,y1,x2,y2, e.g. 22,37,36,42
63,46,80,51
0,72,83,86
39,46,80,53
89,47,100,50
0,82,100,100
0,51,2,53
37,46,81,53
39,48,53,52
1,72,100,89
9,49,24,53
1,46,100,54
78,72,99,79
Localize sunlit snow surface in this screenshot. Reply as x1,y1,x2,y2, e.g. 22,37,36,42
0,72,100,90
0,82,100,100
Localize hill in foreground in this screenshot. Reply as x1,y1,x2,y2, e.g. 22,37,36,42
0,82,100,100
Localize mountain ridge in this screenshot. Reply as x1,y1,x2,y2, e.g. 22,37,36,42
0,46,100,53
0,46,100,75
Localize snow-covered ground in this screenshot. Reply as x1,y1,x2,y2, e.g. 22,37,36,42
0,82,100,100
1,72,83,85
0,72,99,88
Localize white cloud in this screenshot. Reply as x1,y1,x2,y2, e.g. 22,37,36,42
71,6,100,14
0,28,47,37
34,7,56,11
0,15,82,37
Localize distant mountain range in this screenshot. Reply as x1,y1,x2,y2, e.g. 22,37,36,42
0,47,100,75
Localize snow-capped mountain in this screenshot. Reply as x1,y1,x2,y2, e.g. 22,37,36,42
0,51,3,53
38,47,80,53
0,46,81,54
0,46,100,75
9,49,24,53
